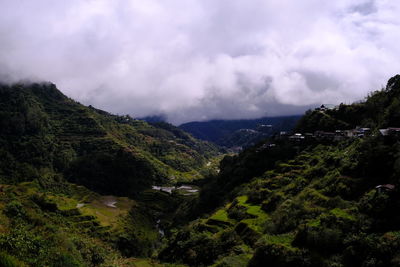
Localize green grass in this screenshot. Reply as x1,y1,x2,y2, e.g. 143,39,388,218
235,195,269,232
0,182,139,266
236,195,248,205
79,196,135,228
241,207,268,232
130,258,162,267
241,217,267,233
0,252,28,267
46,195,78,210
307,218,321,227
246,204,265,217
210,209,230,222
330,208,356,221
107,257,186,267
259,233,294,246
211,253,252,267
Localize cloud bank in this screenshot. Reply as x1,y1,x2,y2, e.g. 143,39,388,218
0,0,399,124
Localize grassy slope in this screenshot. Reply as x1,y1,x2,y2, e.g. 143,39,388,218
4,76,400,266
37,83,219,182
160,75,400,266
0,82,220,266
161,141,400,266
0,82,219,191
0,180,190,266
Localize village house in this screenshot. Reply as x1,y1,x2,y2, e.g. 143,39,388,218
375,184,395,194
334,130,346,141
344,127,371,138
379,127,400,137
345,129,357,137
289,133,305,142
277,126,375,145
357,127,371,137
314,131,335,140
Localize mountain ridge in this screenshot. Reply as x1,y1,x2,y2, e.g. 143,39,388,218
160,75,400,267
179,115,301,148
0,82,219,196
3,76,400,266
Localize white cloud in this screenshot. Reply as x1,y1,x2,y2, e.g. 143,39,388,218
0,0,399,124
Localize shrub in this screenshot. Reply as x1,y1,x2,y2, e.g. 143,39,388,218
261,192,285,212
4,201,26,218
227,204,254,220
0,252,27,267
248,243,310,267
51,253,83,267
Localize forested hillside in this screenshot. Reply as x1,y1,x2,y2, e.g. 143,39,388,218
2,75,400,266
160,75,400,266
0,82,218,196
0,82,218,266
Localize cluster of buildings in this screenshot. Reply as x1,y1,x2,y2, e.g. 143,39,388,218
254,127,400,155
285,127,371,142
279,127,400,143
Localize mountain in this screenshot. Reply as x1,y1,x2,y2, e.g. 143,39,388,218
3,75,400,266
179,115,301,148
0,82,219,196
160,75,400,266
0,81,221,266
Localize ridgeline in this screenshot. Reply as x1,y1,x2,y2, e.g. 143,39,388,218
2,76,400,266
160,75,400,266
0,82,218,266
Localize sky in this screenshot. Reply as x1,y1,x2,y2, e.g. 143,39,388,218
0,0,399,124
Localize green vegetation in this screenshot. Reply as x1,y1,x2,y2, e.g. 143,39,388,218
3,75,400,266
159,75,400,266
210,209,231,223
161,140,400,266
0,179,196,266
0,82,217,266
0,82,219,196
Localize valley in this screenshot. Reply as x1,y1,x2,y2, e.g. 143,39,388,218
2,75,400,266
179,115,301,151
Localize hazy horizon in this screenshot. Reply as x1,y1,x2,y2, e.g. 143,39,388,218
1,0,399,124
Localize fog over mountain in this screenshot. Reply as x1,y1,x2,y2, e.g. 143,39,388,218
0,0,399,124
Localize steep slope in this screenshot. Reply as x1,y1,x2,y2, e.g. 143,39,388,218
4,75,400,266
0,81,219,266
0,82,219,196
0,178,193,266
160,75,400,267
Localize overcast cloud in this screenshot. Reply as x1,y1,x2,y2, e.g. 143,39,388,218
0,0,399,124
